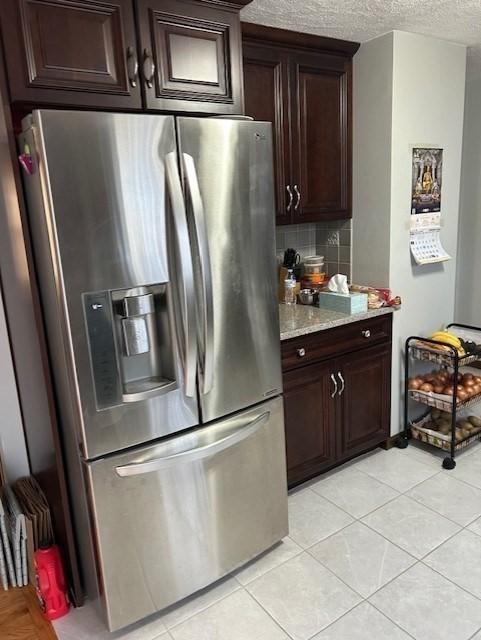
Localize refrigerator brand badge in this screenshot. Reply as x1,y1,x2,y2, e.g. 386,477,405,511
255,132,266,141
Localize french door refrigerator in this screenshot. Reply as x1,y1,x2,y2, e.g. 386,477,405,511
19,110,287,631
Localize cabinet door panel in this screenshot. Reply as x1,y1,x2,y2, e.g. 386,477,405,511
339,344,391,458
137,0,243,114
291,52,351,222
283,361,336,487
243,43,291,224
1,0,141,108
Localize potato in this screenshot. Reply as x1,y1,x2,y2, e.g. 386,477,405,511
468,415,481,429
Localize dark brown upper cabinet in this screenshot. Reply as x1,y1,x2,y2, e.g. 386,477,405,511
0,0,142,109
243,43,291,223
0,0,251,114
137,0,245,114
242,23,359,225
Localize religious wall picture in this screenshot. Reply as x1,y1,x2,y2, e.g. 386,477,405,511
411,147,443,214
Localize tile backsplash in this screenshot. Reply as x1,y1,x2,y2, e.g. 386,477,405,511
276,220,352,280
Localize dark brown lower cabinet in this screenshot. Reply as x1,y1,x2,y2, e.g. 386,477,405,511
283,361,336,487
282,315,392,487
338,344,391,460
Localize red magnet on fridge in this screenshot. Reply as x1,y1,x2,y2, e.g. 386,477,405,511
18,142,35,175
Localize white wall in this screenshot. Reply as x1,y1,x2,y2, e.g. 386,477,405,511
455,76,481,324
352,33,393,288
353,31,467,434
0,282,29,481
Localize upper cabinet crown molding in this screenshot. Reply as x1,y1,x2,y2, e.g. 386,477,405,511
242,22,360,57
242,22,359,224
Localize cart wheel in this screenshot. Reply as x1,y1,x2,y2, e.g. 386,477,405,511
397,436,409,449
442,457,456,470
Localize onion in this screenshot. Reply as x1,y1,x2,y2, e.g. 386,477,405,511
408,378,421,390
433,385,445,394
444,386,455,396
458,389,468,402
420,383,434,393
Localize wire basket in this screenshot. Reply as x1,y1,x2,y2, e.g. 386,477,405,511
411,414,481,452
410,343,480,368
409,389,481,413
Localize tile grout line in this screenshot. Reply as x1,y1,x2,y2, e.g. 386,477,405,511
164,581,243,633
419,556,481,603
237,587,300,640
165,445,480,640
367,598,418,640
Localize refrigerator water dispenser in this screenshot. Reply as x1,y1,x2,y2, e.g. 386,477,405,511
83,285,177,410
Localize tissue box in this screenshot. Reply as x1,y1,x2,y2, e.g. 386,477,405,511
318,291,368,315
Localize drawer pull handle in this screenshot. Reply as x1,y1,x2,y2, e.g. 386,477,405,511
362,330,371,338
297,348,306,358
330,373,338,398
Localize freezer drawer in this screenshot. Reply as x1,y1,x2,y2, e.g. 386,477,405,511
86,396,287,631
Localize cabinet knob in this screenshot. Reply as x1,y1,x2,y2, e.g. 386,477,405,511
362,330,371,338
297,348,306,358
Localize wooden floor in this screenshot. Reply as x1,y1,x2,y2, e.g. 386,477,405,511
0,586,57,640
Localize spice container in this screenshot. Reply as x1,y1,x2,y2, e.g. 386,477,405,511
303,255,325,275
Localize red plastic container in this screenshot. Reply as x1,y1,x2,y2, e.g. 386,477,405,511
34,544,70,620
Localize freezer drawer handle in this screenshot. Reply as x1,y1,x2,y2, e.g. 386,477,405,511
165,152,197,397
115,411,271,477
182,153,214,396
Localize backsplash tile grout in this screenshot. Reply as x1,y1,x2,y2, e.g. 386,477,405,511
276,220,352,280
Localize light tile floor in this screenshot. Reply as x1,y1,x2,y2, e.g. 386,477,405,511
54,441,481,640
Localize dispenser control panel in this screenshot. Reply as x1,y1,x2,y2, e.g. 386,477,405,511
83,291,122,410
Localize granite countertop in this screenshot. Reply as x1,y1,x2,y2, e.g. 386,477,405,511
279,304,394,341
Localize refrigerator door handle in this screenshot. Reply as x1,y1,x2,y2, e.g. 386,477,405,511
115,410,270,476
165,152,197,398
182,153,214,396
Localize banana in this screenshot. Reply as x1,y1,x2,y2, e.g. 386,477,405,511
430,331,462,349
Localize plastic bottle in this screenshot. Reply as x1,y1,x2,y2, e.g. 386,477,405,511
34,543,70,620
283,269,297,305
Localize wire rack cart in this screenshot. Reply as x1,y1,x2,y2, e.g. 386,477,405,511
400,323,481,470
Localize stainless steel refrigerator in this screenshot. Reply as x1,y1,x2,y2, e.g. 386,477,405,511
19,110,287,631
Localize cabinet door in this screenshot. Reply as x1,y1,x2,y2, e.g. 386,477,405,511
283,361,336,487
338,344,391,459
243,43,292,224
290,51,352,222
137,0,243,114
0,0,141,109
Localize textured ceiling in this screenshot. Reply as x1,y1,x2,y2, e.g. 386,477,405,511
241,0,481,76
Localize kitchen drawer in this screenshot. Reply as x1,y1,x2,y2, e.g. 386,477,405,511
281,314,392,371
